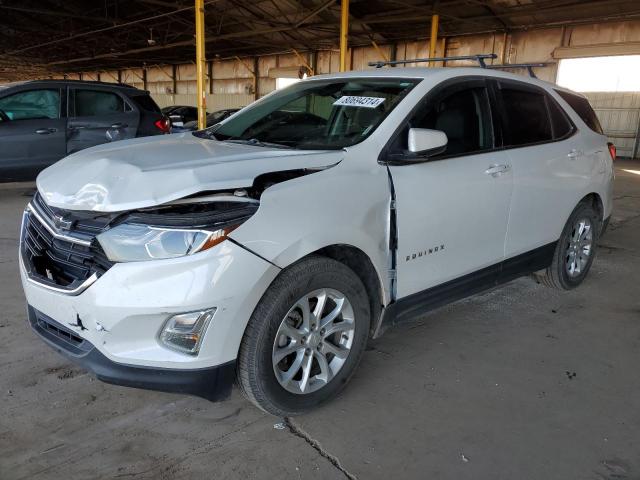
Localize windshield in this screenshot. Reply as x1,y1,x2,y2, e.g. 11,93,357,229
198,78,420,149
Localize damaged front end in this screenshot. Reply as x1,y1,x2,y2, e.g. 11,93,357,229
20,191,259,294
21,163,335,294
95,200,259,263
21,192,115,294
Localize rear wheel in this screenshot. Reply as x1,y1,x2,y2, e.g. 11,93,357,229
535,201,600,290
237,256,370,416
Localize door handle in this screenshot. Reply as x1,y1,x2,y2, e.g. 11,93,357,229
484,164,511,177
567,149,583,159
110,122,128,129
35,128,56,134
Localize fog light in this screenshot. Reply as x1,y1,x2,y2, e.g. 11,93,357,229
159,308,215,355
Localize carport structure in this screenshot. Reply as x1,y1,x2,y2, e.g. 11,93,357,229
0,1,639,80
3,2,640,480
1,1,637,74
3,0,640,146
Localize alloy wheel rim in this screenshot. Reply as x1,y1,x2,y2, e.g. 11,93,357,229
565,217,593,277
272,288,355,395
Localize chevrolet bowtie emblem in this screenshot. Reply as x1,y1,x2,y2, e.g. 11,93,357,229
54,215,73,231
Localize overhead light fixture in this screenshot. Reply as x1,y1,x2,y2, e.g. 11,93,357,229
147,28,156,46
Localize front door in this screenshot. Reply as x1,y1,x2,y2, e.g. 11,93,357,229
387,79,513,298
0,88,66,181
67,88,139,154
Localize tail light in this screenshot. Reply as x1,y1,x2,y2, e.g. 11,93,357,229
154,117,171,134
607,142,616,161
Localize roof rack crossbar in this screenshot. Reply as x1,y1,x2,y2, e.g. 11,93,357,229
485,62,551,78
368,53,498,69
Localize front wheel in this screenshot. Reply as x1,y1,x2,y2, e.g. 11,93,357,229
535,201,600,290
237,256,370,416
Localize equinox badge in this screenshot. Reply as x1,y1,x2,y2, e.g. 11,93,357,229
406,244,445,262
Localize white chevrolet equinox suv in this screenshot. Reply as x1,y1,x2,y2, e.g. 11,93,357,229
20,65,614,416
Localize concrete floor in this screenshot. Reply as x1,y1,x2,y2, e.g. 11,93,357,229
1,162,639,480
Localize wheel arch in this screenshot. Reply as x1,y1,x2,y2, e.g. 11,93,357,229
312,244,385,338
237,243,388,355
579,192,604,225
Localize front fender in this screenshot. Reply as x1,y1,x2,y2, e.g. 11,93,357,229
229,159,393,304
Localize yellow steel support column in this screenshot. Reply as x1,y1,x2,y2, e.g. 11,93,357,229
371,40,389,62
293,49,314,76
428,14,439,67
339,0,349,72
195,0,207,130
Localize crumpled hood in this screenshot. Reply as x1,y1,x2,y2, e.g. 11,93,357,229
37,133,342,212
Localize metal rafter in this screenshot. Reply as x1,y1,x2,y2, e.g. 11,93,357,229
1,0,639,79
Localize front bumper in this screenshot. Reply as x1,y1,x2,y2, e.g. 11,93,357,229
21,240,280,372
29,305,236,400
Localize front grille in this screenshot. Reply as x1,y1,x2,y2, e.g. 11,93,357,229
21,193,115,291
32,193,110,239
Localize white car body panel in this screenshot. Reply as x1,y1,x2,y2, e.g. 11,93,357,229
22,66,614,386
504,92,613,258
36,132,342,212
504,135,599,256
21,241,280,368
229,147,393,303
390,148,513,297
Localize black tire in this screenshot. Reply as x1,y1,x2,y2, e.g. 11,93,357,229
535,201,600,290
236,255,371,416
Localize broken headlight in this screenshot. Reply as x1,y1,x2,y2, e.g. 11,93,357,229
97,224,237,262
96,201,257,262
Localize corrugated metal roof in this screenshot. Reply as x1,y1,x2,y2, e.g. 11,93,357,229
0,0,639,80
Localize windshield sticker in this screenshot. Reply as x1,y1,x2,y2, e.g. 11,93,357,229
333,96,385,108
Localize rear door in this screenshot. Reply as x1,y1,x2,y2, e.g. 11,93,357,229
0,87,66,181
67,88,139,154
387,78,513,298
495,80,595,259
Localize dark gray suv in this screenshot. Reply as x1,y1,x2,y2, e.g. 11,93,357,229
0,80,169,181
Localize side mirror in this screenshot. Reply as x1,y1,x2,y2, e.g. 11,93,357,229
407,128,448,156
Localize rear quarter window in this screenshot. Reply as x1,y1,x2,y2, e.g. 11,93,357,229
547,96,574,139
554,90,603,134
130,94,161,113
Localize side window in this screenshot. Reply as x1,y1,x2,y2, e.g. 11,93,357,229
395,86,493,157
554,90,603,134
500,87,552,146
130,94,161,113
547,95,574,140
73,89,125,117
0,89,60,121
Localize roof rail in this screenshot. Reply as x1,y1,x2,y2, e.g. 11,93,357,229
485,62,552,78
25,79,138,89
368,53,498,69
